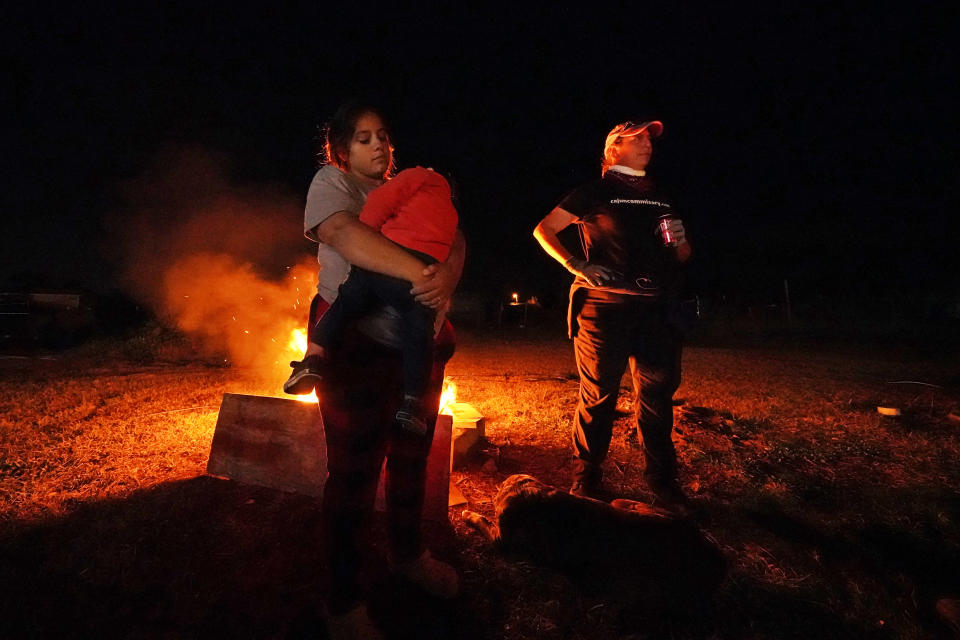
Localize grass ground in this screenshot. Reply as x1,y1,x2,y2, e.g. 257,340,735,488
1,324,959,638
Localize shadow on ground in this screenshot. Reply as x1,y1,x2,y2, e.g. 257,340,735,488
5,442,959,637
0,476,483,639
740,488,960,638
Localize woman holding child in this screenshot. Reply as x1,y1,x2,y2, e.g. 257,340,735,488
288,100,464,638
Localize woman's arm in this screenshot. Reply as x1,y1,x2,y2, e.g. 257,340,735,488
313,211,428,285
533,207,616,286
533,207,578,264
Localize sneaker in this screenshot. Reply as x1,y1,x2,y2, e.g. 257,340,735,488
395,396,428,435
283,355,323,395
327,603,384,640
393,549,459,599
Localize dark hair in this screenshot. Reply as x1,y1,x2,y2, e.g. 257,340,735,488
321,100,395,175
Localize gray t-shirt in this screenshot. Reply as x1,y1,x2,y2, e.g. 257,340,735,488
304,165,380,302
303,164,403,349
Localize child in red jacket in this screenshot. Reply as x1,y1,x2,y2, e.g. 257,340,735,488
285,166,459,434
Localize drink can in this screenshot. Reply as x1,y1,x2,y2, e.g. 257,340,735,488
658,217,677,246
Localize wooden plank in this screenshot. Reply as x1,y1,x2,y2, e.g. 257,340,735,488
208,393,454,520
206,393,326,497
376,413,453,521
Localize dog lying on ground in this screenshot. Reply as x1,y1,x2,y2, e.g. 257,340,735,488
464,474,726,608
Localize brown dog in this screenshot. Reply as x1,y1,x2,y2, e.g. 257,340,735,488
464,474,725,607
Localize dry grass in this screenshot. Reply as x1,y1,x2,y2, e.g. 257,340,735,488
2,325,959,638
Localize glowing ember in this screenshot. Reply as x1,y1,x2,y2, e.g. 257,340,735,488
439,378,457,415
287,328,318,404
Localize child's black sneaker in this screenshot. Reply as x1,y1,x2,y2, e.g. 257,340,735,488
395,396,428,435
283,355,324,395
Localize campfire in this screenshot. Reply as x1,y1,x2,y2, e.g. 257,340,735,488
286,328,318,403
281,324,458,412
281,329,319,403
439,378,457,415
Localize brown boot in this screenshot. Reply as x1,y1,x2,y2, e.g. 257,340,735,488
393,549,459,599
570,460,603,499
647,475,688,510
569,476,601,499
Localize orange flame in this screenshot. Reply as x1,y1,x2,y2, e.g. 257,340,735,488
289,327,308,354
287,328,318,404
439,378,457,415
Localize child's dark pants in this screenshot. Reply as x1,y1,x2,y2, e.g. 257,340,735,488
311,249,438,400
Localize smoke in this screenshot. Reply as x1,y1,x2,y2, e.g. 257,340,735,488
162,253,316,371
107,144,318,372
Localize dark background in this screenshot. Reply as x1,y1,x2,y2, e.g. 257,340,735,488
4,2,958,318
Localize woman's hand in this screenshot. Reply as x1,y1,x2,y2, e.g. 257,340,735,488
658,219,693,264
660,219,687,245
412,229,465,310
564,258,618,287
411,262,458,309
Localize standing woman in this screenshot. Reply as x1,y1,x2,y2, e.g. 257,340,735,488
301,101,465,639
533,120,692,504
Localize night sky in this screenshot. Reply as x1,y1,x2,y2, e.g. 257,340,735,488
5,3,958,311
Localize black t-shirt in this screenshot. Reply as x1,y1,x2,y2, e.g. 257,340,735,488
558,170,684,296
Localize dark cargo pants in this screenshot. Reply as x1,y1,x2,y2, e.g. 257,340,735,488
570,288,682,483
